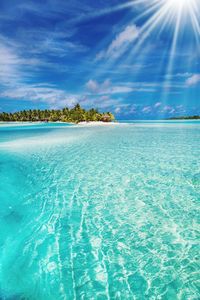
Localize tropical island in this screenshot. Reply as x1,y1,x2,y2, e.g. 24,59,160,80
0,104,115,123
168,115,200,120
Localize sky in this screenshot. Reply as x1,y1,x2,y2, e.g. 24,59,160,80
0,0,199,119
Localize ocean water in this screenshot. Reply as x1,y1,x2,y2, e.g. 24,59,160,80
0,121,199,300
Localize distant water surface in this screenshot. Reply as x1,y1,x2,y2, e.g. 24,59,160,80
0,121,199,299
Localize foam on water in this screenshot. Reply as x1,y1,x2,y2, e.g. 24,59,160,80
0,122,199,299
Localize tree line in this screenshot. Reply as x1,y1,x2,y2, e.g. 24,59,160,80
169,115,200,120
0,104,115,123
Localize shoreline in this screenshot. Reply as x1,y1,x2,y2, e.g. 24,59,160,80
1,120,200,127
77,121,118,126
0,121,118,126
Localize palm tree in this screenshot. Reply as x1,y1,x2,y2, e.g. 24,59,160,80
0,104,115,123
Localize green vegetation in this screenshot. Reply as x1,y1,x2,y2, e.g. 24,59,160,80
169,115,200,120
0,104,115,123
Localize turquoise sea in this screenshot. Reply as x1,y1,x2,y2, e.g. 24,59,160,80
0,121,199,300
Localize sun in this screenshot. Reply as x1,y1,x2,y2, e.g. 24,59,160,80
163,0,200,35
167,0,191,8
165,0,198,12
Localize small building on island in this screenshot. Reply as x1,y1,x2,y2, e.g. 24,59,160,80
101,114,113,122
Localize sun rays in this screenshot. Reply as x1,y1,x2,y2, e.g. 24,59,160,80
88,0,200,109
105,0,200,60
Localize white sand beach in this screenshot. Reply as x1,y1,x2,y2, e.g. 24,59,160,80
77,121,118,126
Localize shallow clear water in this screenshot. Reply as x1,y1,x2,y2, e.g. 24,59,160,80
0,122,199,300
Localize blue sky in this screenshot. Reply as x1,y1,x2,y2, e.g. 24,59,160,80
0,0,199,119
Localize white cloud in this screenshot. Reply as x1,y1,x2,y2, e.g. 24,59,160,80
0,33,88,88
154,102,162,108
142,106,152,113
0,43,23,85
0,85,79,108
85,79,157,95
80,94,121,110
107,25,139,54
162,105,175,114
129,105,137,114
175,72,192,78
86,79,134,95
114,104,138,116
86,79,111,93
97,25,140,59
0,83,123,110
114,107,121,114
0,36,52,86
169,108,175,114
163,105,172,111
176,105,183,110
86,79,99,93
110,86,133,94
186,74,200,86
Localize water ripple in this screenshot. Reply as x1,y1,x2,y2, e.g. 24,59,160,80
0,124,199,299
